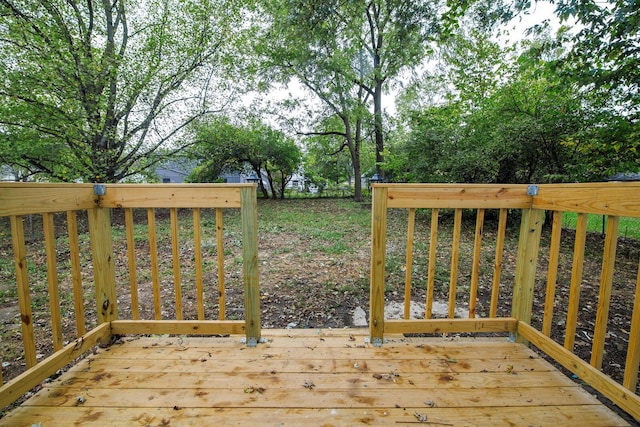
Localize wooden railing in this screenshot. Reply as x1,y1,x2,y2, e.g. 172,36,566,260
369,183,640,420
0,183,260,408
1,181,639,419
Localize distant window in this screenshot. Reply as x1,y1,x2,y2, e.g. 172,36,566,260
292,180,298,187
162,178,171,183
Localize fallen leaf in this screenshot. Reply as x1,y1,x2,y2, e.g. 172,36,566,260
414,411,428,422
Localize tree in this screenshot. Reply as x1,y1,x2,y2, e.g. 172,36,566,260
259,0,443,183
261,126,303,199
0,0,244,182
395,27,602,184
258,0,525,195
302,114,377,193
555,0,639,111
255,1,372,201
187,117,302,199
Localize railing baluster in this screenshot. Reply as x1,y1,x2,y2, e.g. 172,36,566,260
425,208,438,319
125,208,140,320
490,208,507,317
170,208,183,320
542,210,562,336
147,208,161,320
10,216,37,368
42,212,63,351
193,208,205,320
216,208,226,320
67,211,86,336
448,208,462,319
623,258,640,391
404,208,416,319
591,216,619,369
469,208,485,318
564,212,588,351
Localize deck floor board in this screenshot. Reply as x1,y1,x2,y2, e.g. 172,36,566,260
0,329,631,426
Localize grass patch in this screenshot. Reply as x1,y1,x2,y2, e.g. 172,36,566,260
562,212,640,239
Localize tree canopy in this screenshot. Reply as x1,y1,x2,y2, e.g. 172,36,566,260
0,0,637,189
187,117,302,199
0,0,244,182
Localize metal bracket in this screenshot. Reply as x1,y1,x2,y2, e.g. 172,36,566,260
527,184,539,196
241,336,267,347
371,337,383,347
508,332,516,343
94,184,106,196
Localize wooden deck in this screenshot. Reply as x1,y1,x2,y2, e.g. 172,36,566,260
0,329,630,426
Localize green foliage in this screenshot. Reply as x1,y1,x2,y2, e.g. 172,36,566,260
256,0,518,199
555,0,639,108
393,21,640,184
0,0,246,182
187,117,302,199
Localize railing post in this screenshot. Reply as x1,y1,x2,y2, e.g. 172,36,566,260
241,185,261,346
88,205,118,325
369,185,387,346
511,207,544,343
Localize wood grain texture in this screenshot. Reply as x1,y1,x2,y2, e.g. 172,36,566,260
241,186,260,342
591,216,619,369
542,210,563,336
10,216,36,369
97,184,245,209
623,258,640,392
43,212,63,351
0,183,97,216
448,208,462,319
490,208,508,318
369,187,388,342
381,183,532,209
534,182,640,217
426,208,439,319
0,323,111,409
0,329,630,426
564,212,588,351
519,322,640,422
67,210,87,334
88,208,118,324
511,208,544,343
403,208,416,320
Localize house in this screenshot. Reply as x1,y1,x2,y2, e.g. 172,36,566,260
154,158,199,183
1,166,16,182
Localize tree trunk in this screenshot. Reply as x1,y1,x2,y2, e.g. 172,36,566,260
353,116,364,202
373,79,384,179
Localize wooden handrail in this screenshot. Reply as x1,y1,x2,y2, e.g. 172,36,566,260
0,183,261,397
368,182,640,421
